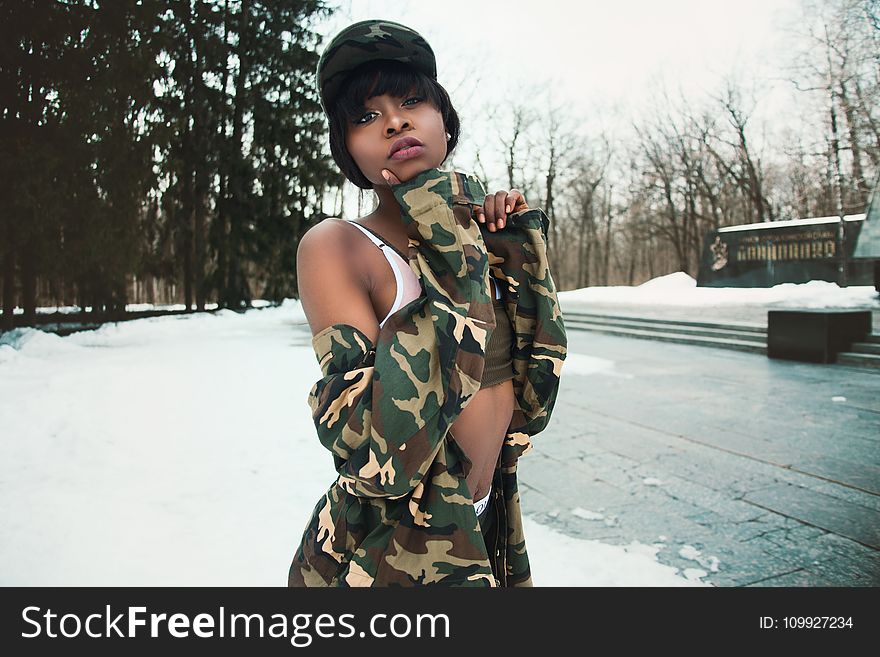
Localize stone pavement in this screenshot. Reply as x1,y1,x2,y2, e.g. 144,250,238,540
518,326,880,586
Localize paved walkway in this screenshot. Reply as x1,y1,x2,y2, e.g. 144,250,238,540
518,326,880,586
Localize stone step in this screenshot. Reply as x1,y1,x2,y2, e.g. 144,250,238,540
562,309,766,334
564,314,766,343
848,341,880,355
561,309,880,369
836,351,880,369
565,320,767,354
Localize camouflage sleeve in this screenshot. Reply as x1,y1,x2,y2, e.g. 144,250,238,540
306,168,496,499
481,206,567,438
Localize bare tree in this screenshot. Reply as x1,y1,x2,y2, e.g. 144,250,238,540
711,78,774,222
465,0,880,293
569,136,610,288
785,0,880,212
488,100,536,191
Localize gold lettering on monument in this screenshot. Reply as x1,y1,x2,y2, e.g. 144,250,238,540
731,229,838,262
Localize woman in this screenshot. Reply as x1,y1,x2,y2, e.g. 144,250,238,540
289,19,566,587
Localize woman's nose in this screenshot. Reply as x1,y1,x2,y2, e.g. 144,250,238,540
385,116,411,135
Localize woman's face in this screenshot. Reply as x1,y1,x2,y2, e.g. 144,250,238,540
344,89,447,187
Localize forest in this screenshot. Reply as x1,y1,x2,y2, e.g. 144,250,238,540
2,0,338,328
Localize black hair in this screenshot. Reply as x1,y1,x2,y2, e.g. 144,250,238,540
327,59,461,189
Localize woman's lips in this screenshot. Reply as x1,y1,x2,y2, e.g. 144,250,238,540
389,145,426,161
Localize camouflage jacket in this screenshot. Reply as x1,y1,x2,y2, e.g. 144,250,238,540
288,168,567,587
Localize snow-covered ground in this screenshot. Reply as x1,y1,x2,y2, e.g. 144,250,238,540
2,273,874,586
4,299,276,315
558,272,880,309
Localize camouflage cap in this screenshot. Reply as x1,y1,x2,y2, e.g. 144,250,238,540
317,19,437,114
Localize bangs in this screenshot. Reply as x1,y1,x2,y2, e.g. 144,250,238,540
324,57,461,189
334,60,441,123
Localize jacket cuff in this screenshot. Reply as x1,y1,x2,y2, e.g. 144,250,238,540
389,168,487,228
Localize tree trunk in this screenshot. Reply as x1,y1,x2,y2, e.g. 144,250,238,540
839,80,870,204
577,214,586,288
627,236,637,286
603,186,613,285
1,239,15,330
227,0,251,310
21,236,36,326
183,223,193,311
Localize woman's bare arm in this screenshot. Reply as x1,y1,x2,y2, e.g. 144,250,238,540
296,220,380,345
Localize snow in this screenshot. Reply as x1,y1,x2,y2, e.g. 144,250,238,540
0,300,324,586
526,518,711,586
558,352,626,378
558,272,880,309
678,545,721,573
717,213,864,232
6,299,273,315
571,507,605,521
11,270,868,586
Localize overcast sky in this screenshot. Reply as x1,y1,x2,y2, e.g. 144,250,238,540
319,1,797,110
313,0,805,213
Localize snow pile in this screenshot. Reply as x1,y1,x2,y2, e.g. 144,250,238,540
558,272,879,308
0,327,83,358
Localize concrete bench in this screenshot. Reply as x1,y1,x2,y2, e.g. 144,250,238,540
767,309,872,363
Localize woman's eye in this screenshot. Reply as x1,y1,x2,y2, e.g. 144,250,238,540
353,98,420,124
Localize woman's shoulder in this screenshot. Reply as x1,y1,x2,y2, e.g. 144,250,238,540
303,215,351,233
298,217,357,255
297,217,374,294
297,217,378,342
312,215,388,259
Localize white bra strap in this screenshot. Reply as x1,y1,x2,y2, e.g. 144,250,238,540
347,220,497,315
346,221,404,328
345,220,384,247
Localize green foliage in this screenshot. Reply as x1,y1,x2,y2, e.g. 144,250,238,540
1,0,336,320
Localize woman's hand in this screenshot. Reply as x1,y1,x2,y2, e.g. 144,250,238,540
475,189,529,232
381,170,529,233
